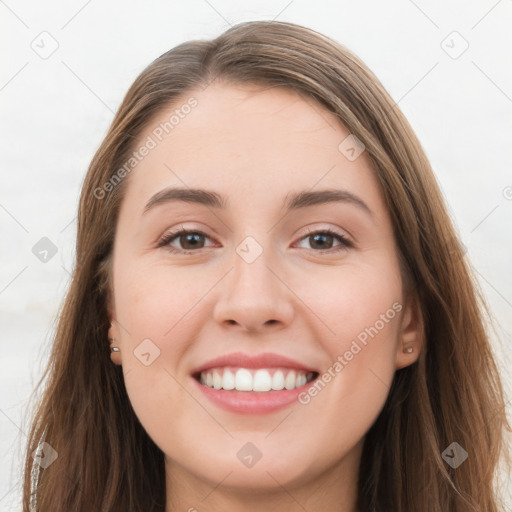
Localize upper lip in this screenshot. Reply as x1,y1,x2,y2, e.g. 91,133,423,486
191,352,319,375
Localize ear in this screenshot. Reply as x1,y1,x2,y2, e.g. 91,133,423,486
107,307,122,366
395,294,424,370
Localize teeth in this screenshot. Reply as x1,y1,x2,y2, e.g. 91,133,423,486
198,367,314,391
253,369,272,392
284,370,296,390
235,369,252,391
271,370,285,390
212,371,222,390
222,369,235,390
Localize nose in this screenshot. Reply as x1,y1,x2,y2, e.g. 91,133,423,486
213,252,294,333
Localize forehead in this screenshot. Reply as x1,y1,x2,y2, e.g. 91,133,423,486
121,81,383,215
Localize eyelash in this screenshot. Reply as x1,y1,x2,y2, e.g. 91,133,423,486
157,227,353,255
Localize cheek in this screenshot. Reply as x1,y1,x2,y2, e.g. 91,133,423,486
114,260,214,347
293,262,402,432
112,262,207,429
297,260,403,354
291,319,401,478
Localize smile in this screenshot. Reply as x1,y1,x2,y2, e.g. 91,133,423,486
190,351,320,414
196,367,318,392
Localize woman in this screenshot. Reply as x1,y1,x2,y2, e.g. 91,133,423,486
23,20,510,511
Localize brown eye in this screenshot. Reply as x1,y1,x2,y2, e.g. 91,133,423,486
308,233,335,250
158,229,215,254
296,229,352,252
178,232,205,250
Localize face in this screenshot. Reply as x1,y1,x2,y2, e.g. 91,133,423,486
108,81,422,497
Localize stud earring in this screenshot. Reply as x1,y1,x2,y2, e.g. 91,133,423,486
403,347,413,353
109,336,120,353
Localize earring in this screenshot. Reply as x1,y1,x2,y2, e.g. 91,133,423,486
109,336,120,353
403,347,413,353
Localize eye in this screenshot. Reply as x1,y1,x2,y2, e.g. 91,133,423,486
157,228,215,254
157,227,353,255
295,228,353,252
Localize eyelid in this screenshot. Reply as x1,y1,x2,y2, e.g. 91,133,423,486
157,225,217,251
293,226,353,251
297,225,352,243
299,225,356,247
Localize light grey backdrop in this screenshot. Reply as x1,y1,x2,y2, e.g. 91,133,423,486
1,1,511,510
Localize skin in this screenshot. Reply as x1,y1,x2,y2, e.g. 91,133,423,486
107,81,423,512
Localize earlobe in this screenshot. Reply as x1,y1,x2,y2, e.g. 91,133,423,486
395,296,424,370
108,318,123,366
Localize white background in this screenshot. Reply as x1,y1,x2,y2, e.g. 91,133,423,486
1,1,511,510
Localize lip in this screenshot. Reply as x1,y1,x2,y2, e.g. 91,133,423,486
191,375,317,414
190,351,318,375
190,352,319,415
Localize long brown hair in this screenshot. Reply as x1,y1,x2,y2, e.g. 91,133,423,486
22,20,510,511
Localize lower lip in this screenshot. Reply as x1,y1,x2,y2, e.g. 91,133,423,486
191,375,316,414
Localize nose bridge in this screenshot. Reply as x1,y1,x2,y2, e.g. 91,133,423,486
230,240,281,305
212,237,294,329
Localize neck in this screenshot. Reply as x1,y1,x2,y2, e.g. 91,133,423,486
164,439,363,512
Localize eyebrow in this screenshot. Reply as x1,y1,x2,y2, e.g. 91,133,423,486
143,187,373,217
